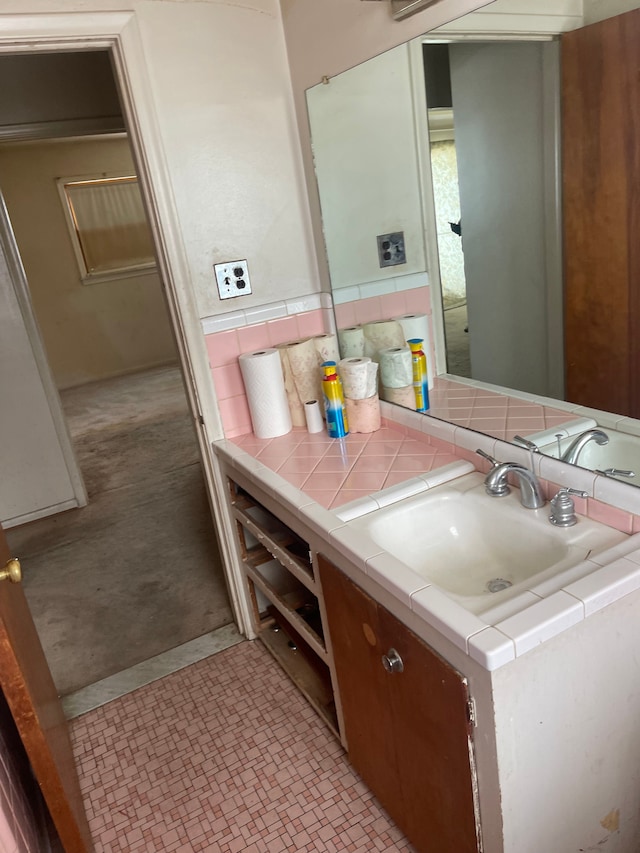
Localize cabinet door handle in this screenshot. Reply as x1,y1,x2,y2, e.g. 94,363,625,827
382,648,404,674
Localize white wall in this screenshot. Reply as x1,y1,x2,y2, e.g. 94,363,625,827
306,44,426,291
0,0,320,323
583,0,640,23
132,0,319,319
0,137,177,389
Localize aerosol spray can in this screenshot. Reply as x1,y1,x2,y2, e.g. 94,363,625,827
408,339,429,413
321,361,349,438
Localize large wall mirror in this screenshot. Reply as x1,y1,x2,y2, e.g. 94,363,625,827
306,6,640,486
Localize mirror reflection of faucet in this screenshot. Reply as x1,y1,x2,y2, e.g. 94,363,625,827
559,428,609,465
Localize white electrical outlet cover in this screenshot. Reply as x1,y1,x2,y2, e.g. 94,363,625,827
214,259,252,299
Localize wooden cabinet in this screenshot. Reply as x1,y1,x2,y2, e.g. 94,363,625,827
319,555,481,853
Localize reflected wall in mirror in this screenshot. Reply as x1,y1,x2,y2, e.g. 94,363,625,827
306,6,640,485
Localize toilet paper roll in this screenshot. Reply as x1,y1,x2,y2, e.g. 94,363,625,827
363,320,406,360
379,346,413,389
280,338,321,413
338,357,378,400
338,326,365,359
277,346,306,427
345,394,381,434
393,313,433,388
239,349,292,438
313,333,341,365
304,399,324,434
380,384,416,409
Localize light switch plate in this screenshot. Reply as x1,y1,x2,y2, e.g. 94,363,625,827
214,259,252,299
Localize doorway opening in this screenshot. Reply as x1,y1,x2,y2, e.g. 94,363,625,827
0,50,234,697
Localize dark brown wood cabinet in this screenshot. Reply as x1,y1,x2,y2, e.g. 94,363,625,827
319,555,480,853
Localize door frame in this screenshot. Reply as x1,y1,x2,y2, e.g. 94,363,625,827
0,11,252,636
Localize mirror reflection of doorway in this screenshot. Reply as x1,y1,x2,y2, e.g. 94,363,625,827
427,110,470,378
0,51,233,699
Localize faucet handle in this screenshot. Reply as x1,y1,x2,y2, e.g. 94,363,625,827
549,487,588,527
513,435,540,453
476,448,500,469
596,468,635,479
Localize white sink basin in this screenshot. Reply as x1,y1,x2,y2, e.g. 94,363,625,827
538,430,640,480
348,472,626,612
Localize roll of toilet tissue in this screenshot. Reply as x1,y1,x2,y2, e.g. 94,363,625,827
313,334,341,365
338,326,365,359
345,394,381,434
379,346,413,389
304,399,324,434
338,357,378,400
281,338,321,412
277,346,306,427
363,320,406,360
239,349,292,438
380,384,416,409
393,313,433,388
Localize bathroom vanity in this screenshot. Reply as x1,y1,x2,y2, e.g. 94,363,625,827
214,409,640,853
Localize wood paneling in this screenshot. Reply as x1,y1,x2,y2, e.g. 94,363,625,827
562,9,640,416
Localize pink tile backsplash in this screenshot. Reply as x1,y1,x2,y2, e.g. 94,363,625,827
296,310,326,339
356,296,383,324
0,701,40,853
206,328,240,368
206,308,329,436
236,323,270,354
266,315,299,346
379,291,407,318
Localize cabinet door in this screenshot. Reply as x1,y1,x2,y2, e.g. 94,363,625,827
378,604,479,853
319,556,480,853
318,556,404,823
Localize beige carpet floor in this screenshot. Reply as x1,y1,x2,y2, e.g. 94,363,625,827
6,366,233,696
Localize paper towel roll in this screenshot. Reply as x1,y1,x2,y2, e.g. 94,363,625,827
393,313,433,388
379,346,413,389
363,320,406,360
277,346,306,427
338,326,365,359
338,357,378,400
304,399,324,434
281,338,321,411
239,349,292,438
345,394,381,434
313,334,341,365
380,384,416,409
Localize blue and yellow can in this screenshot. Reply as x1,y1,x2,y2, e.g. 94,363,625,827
322,361,349,438
408,339,429,413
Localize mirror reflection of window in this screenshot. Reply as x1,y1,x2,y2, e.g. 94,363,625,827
60,175,156,281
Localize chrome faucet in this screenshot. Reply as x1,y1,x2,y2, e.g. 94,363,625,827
476,450,546,509
560,429,609,465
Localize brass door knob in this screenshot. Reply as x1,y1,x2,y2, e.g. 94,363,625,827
0,558,21,584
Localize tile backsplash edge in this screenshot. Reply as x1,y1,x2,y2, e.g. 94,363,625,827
379,403,640,532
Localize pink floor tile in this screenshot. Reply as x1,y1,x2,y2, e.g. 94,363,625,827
71,642,415,852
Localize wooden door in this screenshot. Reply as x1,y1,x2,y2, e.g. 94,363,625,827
318,556,404,822
378,604,479,853
562,9,640,417
0,524,93,852
319,556,480,853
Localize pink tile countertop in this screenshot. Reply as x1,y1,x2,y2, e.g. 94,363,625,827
213,415,640,674
229,424,467,511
